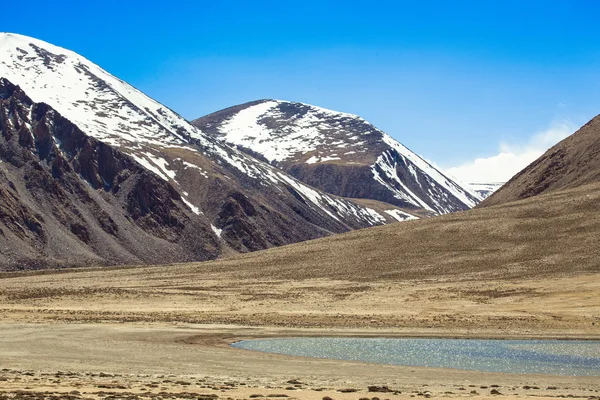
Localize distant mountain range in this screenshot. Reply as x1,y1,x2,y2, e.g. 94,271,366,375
0,33,492,270
0,33,524,268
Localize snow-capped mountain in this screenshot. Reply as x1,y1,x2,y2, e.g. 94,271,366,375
0,33,410,269
194,100,481,214
468,182,504,199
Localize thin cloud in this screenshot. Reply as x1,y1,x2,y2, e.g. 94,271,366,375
446,122,574,183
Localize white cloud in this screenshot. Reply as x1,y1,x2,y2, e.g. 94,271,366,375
446,122,574,183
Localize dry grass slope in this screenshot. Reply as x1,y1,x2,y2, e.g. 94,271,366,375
189,181,600,282
482,114,600,206
1,181,599,334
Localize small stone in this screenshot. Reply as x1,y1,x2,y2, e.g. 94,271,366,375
368,386,392,393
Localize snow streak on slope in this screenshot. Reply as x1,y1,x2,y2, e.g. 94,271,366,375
384,209,419,222
0,33,388,229
380,134,480,210
371,150,434,211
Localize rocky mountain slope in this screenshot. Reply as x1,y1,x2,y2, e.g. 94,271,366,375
193,100,481,215
481,115,600,207
0,78,220,269
0,33,408,270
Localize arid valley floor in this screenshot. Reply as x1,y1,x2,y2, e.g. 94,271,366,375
1,184,600,400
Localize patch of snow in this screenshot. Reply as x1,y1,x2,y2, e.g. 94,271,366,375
130,154,170,182
384,209,418,222
181,160,208,178
144,152,176,180
181,197,202,215
211,224,223,238
305,155,319,164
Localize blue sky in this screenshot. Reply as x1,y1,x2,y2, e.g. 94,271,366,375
3,1,600,181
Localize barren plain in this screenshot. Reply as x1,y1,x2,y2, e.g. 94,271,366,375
0,183,599,400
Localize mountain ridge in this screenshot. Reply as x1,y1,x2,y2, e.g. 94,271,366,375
481,114,600,207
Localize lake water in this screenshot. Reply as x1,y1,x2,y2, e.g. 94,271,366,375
232,337,600,376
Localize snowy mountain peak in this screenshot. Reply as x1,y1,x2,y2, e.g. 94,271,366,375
0,33,204,149
197,99,379,164
194,100,481,214
469,182,504,199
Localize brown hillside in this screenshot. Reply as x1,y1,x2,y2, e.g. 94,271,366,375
481,115,600,207
6,180,596,284
194,181,600,282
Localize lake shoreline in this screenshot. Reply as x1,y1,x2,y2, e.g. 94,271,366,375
231,336,600,376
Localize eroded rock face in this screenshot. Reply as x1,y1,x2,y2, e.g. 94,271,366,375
0,78,220,270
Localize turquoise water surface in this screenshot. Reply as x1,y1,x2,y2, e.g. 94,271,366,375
232,338,600,376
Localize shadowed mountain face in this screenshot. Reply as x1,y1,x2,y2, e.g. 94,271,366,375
0,78,220,270
481,115,600,207
193,100,481,215
0,33,411,270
